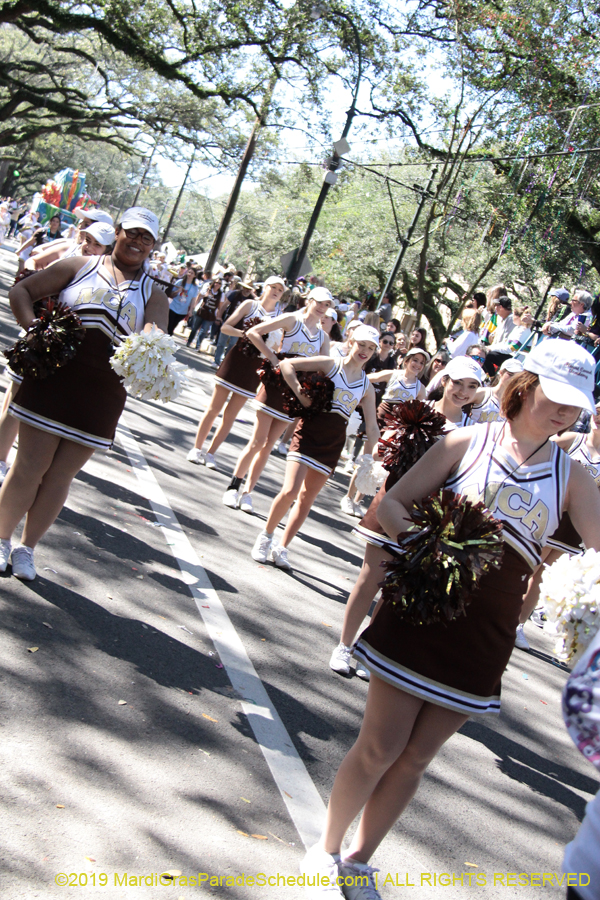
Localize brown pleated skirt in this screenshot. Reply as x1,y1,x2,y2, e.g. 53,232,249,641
354,545,531,715
9,329,127,451
214,342,263,398
288,411,348,476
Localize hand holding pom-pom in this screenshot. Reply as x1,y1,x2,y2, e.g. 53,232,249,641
355,454,387,495
237,317,264,357
283,371,334,419
381,489,504,626
110,326,189,403
5,300,86,379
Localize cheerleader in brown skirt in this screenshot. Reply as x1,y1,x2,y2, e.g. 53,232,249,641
303,341,600,895
0,210,167,580
250,326,380,572
330,356,483,679
186,277,286,468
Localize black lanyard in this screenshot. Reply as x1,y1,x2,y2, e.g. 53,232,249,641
483,423,549,509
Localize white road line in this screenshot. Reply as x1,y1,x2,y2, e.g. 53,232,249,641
117,421,326,849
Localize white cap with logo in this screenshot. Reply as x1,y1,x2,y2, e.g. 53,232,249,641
84,221,115,246
444,356,484,384
120,207,159,240
524,340,596,413
74,207,114,225
352,325,380,346
308,287,333,304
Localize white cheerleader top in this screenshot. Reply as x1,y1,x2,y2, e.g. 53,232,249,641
568,434,600,486
59,255,153,342
382,372,422,403
469,387,503,424
445,422,571,568
280,312,326,357
328,358,369,421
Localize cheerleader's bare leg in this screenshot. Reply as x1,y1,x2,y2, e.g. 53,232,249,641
264,459,307,535
244,417,287,494
192,384,237,451
0,424,94,547
206,392,248,455
278,466,329,548
340,545,392,647
321,676,468,861
229,411,282,482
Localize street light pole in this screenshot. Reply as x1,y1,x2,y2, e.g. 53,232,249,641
286,10,363,285
377,168,437,309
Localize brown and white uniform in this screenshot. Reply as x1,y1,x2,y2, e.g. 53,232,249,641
253,313,327,423
214,301,282,399
355,422,571,715
288,359,369,476
10,255,152,451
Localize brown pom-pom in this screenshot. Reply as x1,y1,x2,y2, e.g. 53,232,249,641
381,489,504,625
237,316,264,357
257,357,286,389
379,399,447,482
258,362,335,419
5,300,86,379
283,371,335,419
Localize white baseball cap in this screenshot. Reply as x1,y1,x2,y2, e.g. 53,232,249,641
120,207,159,239
308,287,333,304
84,221,115,246
345,319,362,332
445,356,484,384
524,340,596,413
404,346,430,362
263,275,287,288
499,357,524,374
352,325,380,346
325,308,338,321
74,207,114,225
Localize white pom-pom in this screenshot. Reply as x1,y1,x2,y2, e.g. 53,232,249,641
354,454,386,495
265,329,283,352
539,548,600,665
110,326,189,403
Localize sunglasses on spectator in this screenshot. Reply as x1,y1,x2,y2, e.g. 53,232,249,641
470,355,486,363
124,228,154,246
381,340,395,345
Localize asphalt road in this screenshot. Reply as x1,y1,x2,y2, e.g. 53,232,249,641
0,240,597,900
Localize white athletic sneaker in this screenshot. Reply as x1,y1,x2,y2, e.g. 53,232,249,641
239,492,254,514
531,608,547,629
11,545,36,581
270,543,292,570
222,488,241,509
251,531,273,563
351,501,365,518
340,496,355,516
186,447,205,465
355,661,371,681
204,453,217,469
329,642,353,675
277,441,288,456
300,846,344,897
514,623,530,651
0,460,8,484
0,538,11,573
338,859,382,900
